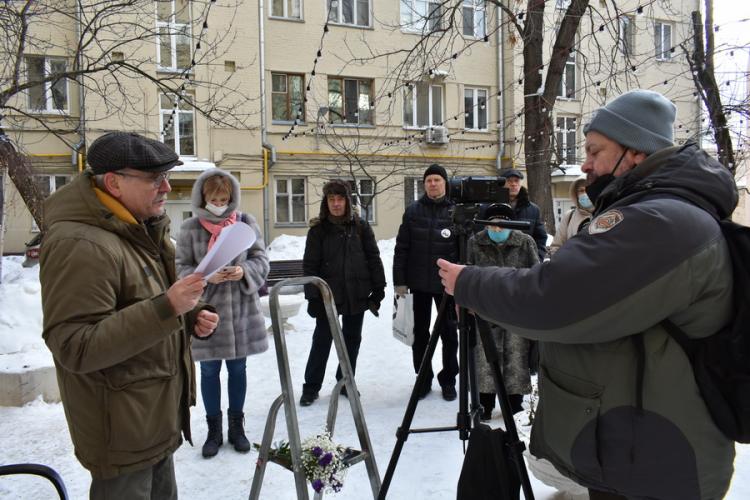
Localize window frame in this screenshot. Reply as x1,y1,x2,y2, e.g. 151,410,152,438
555,115,578,166
342,177,376,223
403,82,444,129
404,176,425,207
31,174,72,231
464,87,488,131
274,176,307,225
271,72,306,124
619,15,635,57
327,77,374,126
25,56,69,113
655,21,673,61
270,0,302,20
462,0,486,39
400,0,444,34
159,92,196,157
557,49,577,99
156,0,192,72
328,0,371,28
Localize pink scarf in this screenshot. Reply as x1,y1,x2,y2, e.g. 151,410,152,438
199,211,238,251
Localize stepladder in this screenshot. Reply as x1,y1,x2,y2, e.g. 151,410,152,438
249,276,381,500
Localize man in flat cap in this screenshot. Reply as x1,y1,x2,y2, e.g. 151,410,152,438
439,90,737,499
498,168,548,262
40,132,219,499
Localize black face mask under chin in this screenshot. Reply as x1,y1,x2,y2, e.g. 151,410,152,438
585,149,628,206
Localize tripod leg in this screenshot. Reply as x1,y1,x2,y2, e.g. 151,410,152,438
378,294,450,500
475,316,536,500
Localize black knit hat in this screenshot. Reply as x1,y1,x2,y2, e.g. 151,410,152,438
87,132,183,174
484,203,514,221
423,163,448,183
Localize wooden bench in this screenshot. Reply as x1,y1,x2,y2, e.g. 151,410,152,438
265,259,305,288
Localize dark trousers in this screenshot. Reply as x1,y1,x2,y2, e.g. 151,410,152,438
200,357,247,417
90,455,176,500
411,290,459,389
303,311,365,394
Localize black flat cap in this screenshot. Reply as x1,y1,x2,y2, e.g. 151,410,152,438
499,168,524,180
87,132,183,174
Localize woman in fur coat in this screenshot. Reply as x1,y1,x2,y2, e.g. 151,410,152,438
467,203,539,420
176,168,269,457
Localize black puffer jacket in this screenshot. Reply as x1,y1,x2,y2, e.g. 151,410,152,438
512,187,548,261
303,191,386,316
393,195,458,294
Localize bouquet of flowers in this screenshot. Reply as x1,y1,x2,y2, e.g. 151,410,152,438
301,432,349,493
256,432,351,494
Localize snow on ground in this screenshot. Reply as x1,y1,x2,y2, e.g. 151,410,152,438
1,238,748,499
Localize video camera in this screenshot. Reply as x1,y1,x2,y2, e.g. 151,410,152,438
447,176,530,230
447,176,509,205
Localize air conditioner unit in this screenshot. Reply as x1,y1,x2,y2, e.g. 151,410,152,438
424,126,449,145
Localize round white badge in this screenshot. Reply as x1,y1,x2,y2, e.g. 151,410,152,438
441,228,452,238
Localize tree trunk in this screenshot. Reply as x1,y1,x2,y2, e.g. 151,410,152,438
689,4,735,171
0,135,44,231
522,0,589,236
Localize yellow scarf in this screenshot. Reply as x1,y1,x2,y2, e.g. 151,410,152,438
93,186,138,225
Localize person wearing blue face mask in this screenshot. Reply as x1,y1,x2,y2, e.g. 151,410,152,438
465,203,539,420
549,176,594,255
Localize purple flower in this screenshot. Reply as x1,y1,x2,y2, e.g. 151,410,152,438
312,479,324,492
311,446,323,458
318,451,333,467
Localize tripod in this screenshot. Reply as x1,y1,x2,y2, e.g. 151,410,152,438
378,205,535,500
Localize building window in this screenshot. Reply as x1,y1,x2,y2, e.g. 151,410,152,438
400,0,443,33
272,73,305,123
26,57,68,112
275,177,306,224
328,0,370,27
327,77,373,125
343,178,375,222
403,82,443,128
404,177,425,207
655,21,672,61
160,93,195,156
156,0,191,71
32,175,71,231
619,15,635,57
271,0,301,19
462,0,486,38
464,88,488,130
557,50,576,99
555,116,577,165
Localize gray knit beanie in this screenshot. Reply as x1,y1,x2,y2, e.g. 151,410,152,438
583,89,676,155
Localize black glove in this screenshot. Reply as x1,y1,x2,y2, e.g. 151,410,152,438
368,299,380,317
307,299,324,319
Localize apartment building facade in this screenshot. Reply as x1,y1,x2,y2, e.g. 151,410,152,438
1,0,705,254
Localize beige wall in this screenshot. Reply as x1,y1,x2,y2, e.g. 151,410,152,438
2,0,708,253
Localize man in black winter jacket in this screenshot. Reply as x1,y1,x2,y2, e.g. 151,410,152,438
393,164,459,401
299,180,386,406
499,168,548,261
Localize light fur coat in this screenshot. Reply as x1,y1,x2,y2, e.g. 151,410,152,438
176,168,269,361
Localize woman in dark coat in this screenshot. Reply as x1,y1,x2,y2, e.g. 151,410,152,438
467,203,539,420
299,179,386,406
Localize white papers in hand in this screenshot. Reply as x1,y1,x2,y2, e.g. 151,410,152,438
194,223,257,279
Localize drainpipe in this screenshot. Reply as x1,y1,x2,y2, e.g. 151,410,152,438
495,3,505,173
75,1,86,163
258,0,275,241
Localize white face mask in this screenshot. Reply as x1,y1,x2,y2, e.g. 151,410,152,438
204,202,227,217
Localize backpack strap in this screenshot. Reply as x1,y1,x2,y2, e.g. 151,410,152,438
633,333,646,414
